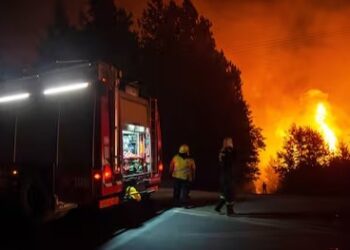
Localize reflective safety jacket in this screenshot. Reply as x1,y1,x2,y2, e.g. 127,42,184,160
170,154,196,181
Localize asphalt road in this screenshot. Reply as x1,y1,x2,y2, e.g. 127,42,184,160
1,189,349,250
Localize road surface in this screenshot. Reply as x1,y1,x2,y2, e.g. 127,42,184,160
1,189,349,250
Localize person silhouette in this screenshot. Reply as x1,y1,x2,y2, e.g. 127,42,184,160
262,182,267,194
215,137,236,216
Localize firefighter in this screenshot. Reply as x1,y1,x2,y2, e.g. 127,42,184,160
169,144,196,207
262,182,267,194
215,137,236,216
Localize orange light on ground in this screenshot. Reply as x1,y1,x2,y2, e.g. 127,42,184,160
12,170,18,176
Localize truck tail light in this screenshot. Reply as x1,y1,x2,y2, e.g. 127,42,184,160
93,172,102,181
103,164,113,183
158,163,164,172
116,166,121,175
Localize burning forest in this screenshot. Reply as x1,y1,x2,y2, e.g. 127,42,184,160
256,89,350,194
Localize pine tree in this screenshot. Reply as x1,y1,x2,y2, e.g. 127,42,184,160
38,0,78,65
84,0,139,76
139,0,265,188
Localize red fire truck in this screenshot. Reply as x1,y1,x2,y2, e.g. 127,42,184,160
0,62,162,220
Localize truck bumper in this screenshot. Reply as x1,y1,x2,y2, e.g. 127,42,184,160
98,196,121,209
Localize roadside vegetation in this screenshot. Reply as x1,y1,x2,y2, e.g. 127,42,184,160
271,124,350,195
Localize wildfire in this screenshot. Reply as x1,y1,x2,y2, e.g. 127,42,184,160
255,93,343,194
315,102,338,152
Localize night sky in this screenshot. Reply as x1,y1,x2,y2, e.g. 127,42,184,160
2,0,350,171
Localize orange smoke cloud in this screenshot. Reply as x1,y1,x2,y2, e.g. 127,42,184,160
190,1,350,195
190,0,350,178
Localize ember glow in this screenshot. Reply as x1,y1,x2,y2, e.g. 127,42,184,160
315,102,338,152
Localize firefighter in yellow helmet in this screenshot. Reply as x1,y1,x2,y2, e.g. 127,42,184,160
169,144,196,207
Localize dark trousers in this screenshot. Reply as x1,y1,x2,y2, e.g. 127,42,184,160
173,178,191,205
215,178,234,212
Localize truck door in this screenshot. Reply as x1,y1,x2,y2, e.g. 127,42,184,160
54,89,94,204
98,88,123,201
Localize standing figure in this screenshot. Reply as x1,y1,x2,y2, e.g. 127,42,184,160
215,137,236,216
262,182,267,194
170,144,196,207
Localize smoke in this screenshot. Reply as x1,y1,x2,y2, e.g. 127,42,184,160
190,0,350,158
113,1,350,155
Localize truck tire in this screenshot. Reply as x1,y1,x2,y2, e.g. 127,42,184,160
20,177,52,222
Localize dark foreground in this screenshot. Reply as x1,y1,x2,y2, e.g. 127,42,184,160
1,189,349,250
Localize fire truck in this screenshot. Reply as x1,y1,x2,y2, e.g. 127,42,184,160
0,62,163,221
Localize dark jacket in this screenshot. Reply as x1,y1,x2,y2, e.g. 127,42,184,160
219,147,236,184
218,146,236,201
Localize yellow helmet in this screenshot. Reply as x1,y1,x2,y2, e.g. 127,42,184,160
179,144,190,154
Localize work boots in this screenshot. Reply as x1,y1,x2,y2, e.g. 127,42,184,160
214,199,225,213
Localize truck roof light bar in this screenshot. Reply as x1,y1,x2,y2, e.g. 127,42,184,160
43,82,89,95
0,93,30,103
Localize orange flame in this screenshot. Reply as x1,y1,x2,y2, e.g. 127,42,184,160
315,102,338,152
255,91,343,193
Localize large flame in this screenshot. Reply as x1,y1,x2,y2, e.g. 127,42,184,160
255,91,343,193
315,103,338,152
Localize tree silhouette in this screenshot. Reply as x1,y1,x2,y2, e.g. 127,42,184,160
38,0,81,65
83,0,139,78
38,0,139,79
276,125,330,176
139,0,265,188
272,125,340,194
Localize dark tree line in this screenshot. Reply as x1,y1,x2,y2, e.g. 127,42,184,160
23,0,265,190
273,125,350,194
38,0,139,80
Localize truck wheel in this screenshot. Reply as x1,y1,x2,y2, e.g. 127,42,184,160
20,177,52,222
